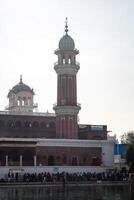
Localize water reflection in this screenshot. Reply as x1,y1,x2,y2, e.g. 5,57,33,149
0,185,133,200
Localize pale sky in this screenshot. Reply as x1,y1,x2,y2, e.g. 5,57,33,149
0,0,134,139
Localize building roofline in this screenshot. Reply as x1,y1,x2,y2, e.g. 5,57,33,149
0,110,56,117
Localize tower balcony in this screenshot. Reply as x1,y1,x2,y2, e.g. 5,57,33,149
53,103,81,115
54,62,80,75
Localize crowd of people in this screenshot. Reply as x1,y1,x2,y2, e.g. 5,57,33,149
0,168,133,183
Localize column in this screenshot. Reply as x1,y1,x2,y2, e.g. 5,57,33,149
34,155,37,167
6,155,8,166
20,155,22,167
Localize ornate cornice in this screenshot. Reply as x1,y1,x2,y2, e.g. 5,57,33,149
54,48,79,55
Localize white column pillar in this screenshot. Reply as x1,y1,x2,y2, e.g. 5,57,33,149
6,155,8,166
20,155,22,167
34,155,37,167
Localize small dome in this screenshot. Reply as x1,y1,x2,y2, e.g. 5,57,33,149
59,34,75,51
8,76,34,97
12,82,34,94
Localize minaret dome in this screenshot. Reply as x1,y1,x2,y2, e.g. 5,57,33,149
58,18,75,51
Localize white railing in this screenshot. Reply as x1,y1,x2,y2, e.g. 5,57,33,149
5,103,38,110
54,48,79,53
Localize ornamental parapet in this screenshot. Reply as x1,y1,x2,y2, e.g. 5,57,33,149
54,63,80,75
5,103,38,111
53,104,81,115
0,110,55,117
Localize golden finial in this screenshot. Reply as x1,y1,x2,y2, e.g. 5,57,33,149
65,17,68,35
20,75,22,83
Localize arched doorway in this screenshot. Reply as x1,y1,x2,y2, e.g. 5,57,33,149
48,155,55,166
8,149,20,166
72,157,78,166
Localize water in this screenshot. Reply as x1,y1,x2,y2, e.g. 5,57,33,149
0,185,133,200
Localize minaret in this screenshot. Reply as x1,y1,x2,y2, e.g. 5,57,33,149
53,18,81,139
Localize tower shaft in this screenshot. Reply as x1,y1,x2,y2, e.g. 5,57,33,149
54,60,80,139
57,74,77,106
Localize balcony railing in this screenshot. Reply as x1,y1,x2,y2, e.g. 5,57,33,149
5,103,38,110
54,48,79,53
53,103,81,108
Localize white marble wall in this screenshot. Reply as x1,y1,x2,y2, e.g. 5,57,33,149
0,166,113,179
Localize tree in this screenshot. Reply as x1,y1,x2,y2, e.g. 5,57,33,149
121,131,134,171
120,131,134,144
126,144,134,171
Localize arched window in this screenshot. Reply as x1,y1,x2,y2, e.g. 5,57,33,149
24,121,32,128
48,155,55,166
40,122,46,128
62,155,67,164
22,100,24,106
46,123,50,128
72,157,78,166
7,121,14,128
17,100,20,106
17,97,21,106
22,97,26,106
61,118,65,137
43,156,47,161
57,156,60,161
83,157,87,165
49,122,55,128
28,97,31,105
68,57,71,64
92,156,100,166
0,120,5,128
63,57,65,64
32,121,39,128
15,121,21,128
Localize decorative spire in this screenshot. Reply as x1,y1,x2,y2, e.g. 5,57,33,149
20,75,23,84
65,17,68,35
